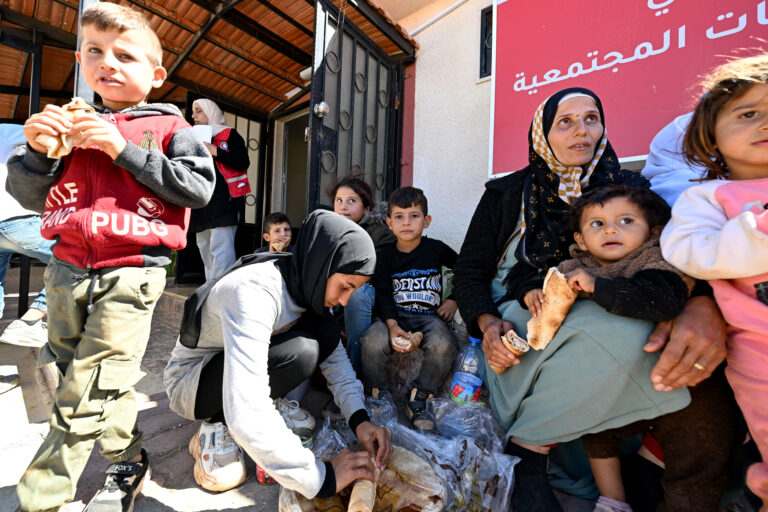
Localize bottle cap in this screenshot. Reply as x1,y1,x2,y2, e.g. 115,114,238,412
468,336,482,344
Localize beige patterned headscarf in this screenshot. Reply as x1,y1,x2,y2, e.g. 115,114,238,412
529,95,608,205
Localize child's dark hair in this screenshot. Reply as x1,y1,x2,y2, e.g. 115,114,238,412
569,185,671,233
388,186,428,216
263,212,290,234
684,54,768,180
329,175,373,209
78,3,163,66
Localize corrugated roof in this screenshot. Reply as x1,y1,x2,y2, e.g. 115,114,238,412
0,0,414,121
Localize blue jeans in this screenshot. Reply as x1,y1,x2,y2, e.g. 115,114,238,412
0,215,54,316
344,282,376,374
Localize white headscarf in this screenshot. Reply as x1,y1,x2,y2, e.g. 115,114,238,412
193,99,229,136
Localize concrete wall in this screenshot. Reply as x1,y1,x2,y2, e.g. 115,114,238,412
399,0,493,251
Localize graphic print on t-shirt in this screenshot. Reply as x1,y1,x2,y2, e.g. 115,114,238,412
392,268,442,314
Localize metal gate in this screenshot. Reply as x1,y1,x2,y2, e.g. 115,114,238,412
308,0,401,209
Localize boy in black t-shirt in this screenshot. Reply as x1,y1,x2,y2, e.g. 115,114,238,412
360,186,458,431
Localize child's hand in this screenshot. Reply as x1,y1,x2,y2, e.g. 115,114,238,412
566,269,595,294
23,105,74,154
69,115,127,160
437,299,457,322
386,321,411,353
524,289,544,317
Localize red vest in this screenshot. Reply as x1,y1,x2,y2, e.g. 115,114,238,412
213,128,251,197
40,112,191,269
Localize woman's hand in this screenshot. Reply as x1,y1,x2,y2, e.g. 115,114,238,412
437,299,458,322
386,320,411,353
523,289,544,317
203,141,217,157
565,269,595,294
330,449,375,493
644,295,727,391
477,313,519,372
355,421,392,471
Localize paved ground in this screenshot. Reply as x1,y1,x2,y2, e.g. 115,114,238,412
0,266,282,512
3,263,753,512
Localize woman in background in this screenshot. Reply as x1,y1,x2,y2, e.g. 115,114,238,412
191,99,251,281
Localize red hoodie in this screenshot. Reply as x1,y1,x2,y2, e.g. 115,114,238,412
39,108,212,269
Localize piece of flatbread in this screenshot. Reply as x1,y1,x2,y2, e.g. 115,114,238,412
488,330,529,374
35,97,96,159
391,331,423,352
526,267,578,350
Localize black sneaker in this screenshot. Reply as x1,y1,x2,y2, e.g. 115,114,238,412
84,449,150,512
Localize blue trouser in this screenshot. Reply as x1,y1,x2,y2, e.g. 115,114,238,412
344,282,376,374
0,215,54,317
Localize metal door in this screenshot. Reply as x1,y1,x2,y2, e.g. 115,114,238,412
308,0,401,210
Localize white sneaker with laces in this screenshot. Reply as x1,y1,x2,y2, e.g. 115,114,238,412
188,421,246,492
0,318,47,347
275,398,316,430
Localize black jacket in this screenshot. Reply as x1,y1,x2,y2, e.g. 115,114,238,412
454,171,528,337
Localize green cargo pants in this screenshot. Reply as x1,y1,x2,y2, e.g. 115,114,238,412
16,257,165,512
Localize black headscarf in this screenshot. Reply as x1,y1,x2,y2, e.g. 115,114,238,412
180,210,375,348
279,209,376,317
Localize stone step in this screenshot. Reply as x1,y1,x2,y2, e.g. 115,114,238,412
154,284,197,317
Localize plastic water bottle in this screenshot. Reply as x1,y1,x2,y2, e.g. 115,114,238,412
450,336,483,406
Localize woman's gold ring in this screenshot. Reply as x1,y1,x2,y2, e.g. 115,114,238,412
693,362,706,371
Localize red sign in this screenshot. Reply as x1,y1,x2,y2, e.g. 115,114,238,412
491,0,765,174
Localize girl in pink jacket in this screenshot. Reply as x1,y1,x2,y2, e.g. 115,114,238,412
661,54,768,509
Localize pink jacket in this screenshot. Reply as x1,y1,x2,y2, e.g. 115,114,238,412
660,178,768,335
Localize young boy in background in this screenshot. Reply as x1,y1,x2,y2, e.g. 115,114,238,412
6,4,215,511
360,186,458,431
257,211,292,253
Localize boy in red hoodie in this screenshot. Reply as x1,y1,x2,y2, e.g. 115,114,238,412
6,4,214,511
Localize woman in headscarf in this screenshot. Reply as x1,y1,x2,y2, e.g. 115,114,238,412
164,210,392,498
453,88,735,511
191,98,251,281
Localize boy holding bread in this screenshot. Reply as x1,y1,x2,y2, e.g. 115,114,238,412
360,186,458,431
6,4,214,511
519,185,694,512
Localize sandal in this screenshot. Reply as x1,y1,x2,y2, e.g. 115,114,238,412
406,388,435,431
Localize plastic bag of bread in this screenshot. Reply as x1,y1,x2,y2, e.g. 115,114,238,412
279,446,446,512
35,97,96,159
526,267,577,350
